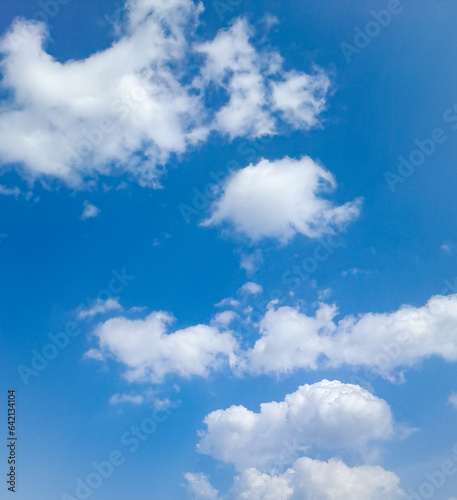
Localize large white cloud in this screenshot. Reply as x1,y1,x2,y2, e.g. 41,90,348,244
240,294,457,379
202,157,361,243
233,458,406,500
197,380,394,471
0,1,331,188
89,311,238,383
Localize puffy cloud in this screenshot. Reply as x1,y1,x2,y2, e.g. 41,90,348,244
89,311,238,383
77,298,122,319
240,303,336,375
184,473,220,500
238,282,263,295
327,293,457,378
239,249,263,274
202,157,361,243
241,294,457,379
0,1,330,188
211,310,238,327
233,458,405,500
233,468,293,500
271,70,330,130
197,380,394,471
81,201,100,220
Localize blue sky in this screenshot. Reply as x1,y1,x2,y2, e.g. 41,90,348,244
1,1,457,499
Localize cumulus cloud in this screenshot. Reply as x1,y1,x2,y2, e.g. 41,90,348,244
238,282,263,295
184,473,219,500
233,458,405,500
81,201,100,220
78,298,122,319
197,380,394,471
202,157,361,243
89,311,238,383
0,1,331,188
239,303,336,375
240,294,457,379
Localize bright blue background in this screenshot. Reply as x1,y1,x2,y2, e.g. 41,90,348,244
1,1,457,498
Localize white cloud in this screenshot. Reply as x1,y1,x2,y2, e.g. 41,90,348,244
197,380,394,471
202,157,361,243
239,303,336,375
271,69,330,130
233,458,405,500
84,348,104,361
0,184,20,196
78,298,122,319
214,298,240,308
0,1,331,189
184,473,219,500
240,294,457,379
238,282,263,295
341,267,372,277
211,310,238,327
81,201,100,220
89,311,238,383
239,249,263,274
449,393,457,410
109,393,144,405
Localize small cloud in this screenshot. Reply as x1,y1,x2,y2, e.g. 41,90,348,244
211,310,238,327
84,348,104,361
441,243,452,255
81,201,100,220
448,393,457,410
129,306,148,313
341,267,372,277
109,393,144,405
215,298,240,308
0,185,21,197
240,250,263,274
78,298,122,320
318,288,332,300
116,182,129,191
239,282,263,296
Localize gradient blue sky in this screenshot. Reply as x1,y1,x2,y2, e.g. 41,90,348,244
1,1,457,499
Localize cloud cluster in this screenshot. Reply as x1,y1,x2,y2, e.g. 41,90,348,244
0,1,331,188
190,380,405,499
240,293,457,379
203,157,361,243
197,380,394,471
87,293,457,383
232,458,405,500
90,311,238,383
